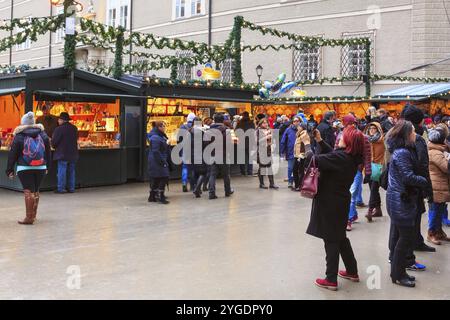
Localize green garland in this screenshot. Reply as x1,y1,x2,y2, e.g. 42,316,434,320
241,17,371,47
0,15,64,53
231,16,243,85
0,64,37,75
112,27,125,79
0,15,65,32
254,95,368,102
372,74,450,83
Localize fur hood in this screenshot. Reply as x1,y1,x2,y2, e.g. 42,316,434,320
13,124,45,136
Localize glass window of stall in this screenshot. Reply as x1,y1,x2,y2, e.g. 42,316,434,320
0,93,25,150
33,99,121,149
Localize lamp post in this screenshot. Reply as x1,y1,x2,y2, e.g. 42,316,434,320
256,65,263,85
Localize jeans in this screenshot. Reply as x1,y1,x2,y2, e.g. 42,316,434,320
57,161,76,192
209,164,232,196
182,164,194,188
324,237,358,283
443,205,450,225
428,202,446,231
390,224,415,281
369,180,381,208
287,159,295,184
240,163,253,176
348,171,363,220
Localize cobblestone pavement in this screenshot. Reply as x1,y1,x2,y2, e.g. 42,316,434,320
0,175,449,300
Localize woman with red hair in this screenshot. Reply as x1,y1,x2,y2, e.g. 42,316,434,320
301,126,365,291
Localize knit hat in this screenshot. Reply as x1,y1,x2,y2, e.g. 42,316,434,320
428,128,446,144
186,113,196,123
21,111,35,126
343,114,356,127
424,118,433,126
400,105,424,125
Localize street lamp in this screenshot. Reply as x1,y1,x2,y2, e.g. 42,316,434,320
256,65,263,85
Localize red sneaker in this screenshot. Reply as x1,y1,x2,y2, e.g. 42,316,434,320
338,270,360,282
315,278,338,291
346,221,352,231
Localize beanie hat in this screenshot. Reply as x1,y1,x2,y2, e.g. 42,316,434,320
400,105,424,125
343,114,356,127
186,113,196,123
21,111,35,126
424,118,433,126
428,128,446,144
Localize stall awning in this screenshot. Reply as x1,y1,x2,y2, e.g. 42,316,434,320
0,87,24,96
34,90,148,103
373,83,450,101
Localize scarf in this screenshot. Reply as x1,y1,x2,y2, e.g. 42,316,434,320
368,132,381,143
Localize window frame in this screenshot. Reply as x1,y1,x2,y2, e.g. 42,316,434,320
173,0,206,21
106,0,130,29
340,31,376,78
292,38,323,82
15,17,32,51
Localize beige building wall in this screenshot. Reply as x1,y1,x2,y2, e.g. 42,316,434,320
0,0,448,97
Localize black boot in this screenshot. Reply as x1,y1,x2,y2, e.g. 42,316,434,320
193,175,204,198
148,190,157,202
268,175,279,190
259,174,268,189
158,190,170,204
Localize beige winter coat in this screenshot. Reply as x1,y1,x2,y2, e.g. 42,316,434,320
428,142,450,203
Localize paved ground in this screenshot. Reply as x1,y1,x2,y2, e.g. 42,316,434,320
1,173,450,300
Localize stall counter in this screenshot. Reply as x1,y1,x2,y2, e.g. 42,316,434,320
0,148,127,191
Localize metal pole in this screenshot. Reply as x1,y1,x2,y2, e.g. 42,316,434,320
129,0,133,65
9,0,13,65
49,3,53,67
208,0,212,46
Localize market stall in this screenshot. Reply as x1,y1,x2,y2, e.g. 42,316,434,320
121,75,257,179
372,83,450,118
0,68,146,191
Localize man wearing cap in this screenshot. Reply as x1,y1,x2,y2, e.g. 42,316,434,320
36,103,59,138
52,112,79,194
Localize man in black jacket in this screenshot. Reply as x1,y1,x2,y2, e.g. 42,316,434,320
52,112,79,194
205,113,234,200
401,105,436,256
316,111,336,153
236,111,255,176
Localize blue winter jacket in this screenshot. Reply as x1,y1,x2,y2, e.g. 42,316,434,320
386,147,428,227
148,128,170,178
280,125,298,160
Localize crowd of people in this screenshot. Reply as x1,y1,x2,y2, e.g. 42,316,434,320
4,102,450,292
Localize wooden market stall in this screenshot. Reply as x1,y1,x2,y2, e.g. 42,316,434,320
0,68,146,191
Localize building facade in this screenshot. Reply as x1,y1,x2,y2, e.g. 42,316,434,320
0,0,449,97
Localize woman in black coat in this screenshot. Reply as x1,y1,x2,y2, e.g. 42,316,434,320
148,121,170,204
303,127,364,291
386,120,428,288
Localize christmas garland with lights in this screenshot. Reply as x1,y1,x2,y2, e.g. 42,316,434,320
0,15,65,53
240,18,371,47
254,95,369,103
372,74,450,83
0,64,37,75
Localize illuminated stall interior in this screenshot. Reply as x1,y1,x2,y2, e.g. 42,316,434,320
0,91,25,150
33,98,121,149
252,101,371,122
147,97,251,145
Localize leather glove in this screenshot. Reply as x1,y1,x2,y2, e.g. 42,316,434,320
363,174,371,184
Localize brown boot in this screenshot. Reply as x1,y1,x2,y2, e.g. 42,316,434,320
365,208,374,222
372,207,383,217
427,230,442,245
32,192,39,222
18,190,35,225
436,228,450,242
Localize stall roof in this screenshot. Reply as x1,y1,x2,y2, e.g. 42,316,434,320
25,67,143,96
34,90,148,103
373,83,450,101
0,87,24,96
